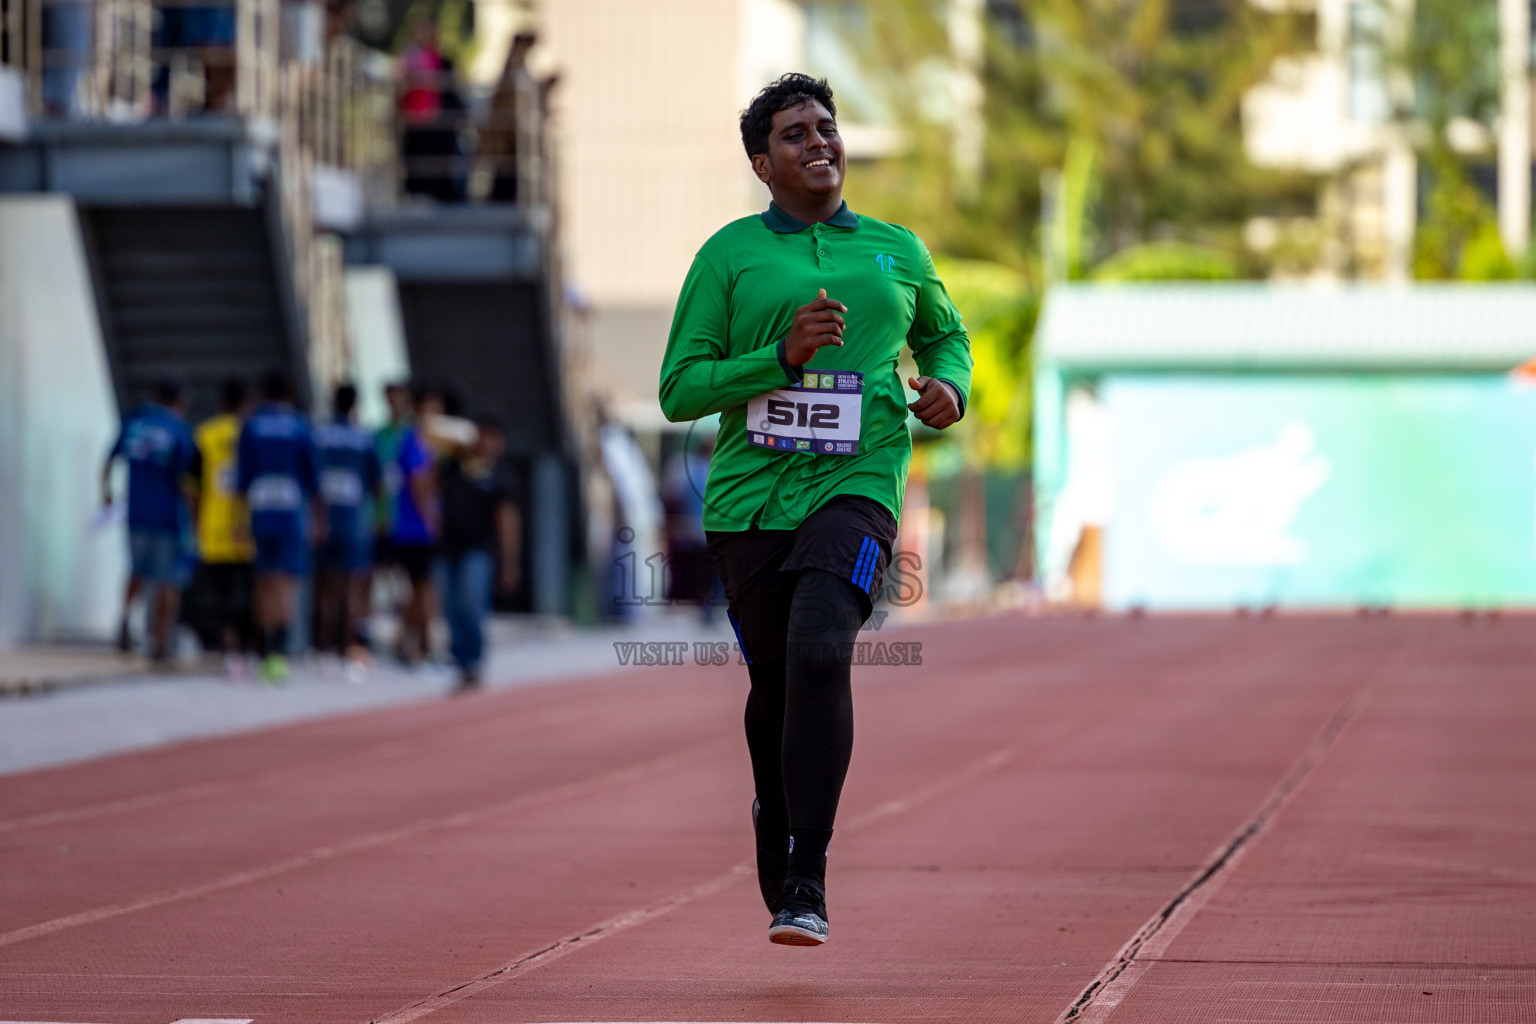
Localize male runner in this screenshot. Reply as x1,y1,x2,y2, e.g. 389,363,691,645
314,383,382,668
237,371,320,682
659,74,971,946
101,379,198,662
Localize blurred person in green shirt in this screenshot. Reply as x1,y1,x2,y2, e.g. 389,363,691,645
658,73,971,947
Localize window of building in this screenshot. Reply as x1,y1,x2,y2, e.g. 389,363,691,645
985,0,1030,48
1347,0,1390,124
1170,0,1230,36
803,2,890,126
1529,0,1536,68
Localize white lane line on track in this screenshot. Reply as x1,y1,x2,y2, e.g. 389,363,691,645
0,704,594,836
1055,649,1397,1024
0,1019,251,1024
371,742,1027,1024
0,740,731,950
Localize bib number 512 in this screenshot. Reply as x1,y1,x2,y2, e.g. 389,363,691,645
765,399,840,429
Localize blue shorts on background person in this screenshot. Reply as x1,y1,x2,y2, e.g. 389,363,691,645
253,523,310,576
239,400,318,566
103,384,198,660
237,374,318,679
312,384,382,659
180,6,237,45
129,530,190,587
315,407,381,573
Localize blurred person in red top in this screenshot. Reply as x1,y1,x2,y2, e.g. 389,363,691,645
398,19,466,201
398,20,444,126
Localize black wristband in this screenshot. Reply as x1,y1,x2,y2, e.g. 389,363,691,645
776,337,804,383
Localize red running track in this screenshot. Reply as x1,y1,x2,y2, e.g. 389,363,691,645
1,614,1532,1024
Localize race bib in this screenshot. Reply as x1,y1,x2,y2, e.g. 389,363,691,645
747,371,863,455
247,474,303,512
321,467,364,506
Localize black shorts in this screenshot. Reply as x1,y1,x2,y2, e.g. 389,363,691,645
706,495,898,664
184,560,253,647
388,541,435,583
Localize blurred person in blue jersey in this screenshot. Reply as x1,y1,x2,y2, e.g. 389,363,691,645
40,0,91,118
374,383,414,654
238,370,321,683
378,383,440,665
436,415,521,692
314,383,382,671
373,381,413,561
101,379,198,663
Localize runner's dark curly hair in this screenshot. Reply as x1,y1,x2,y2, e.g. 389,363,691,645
739,73,837,158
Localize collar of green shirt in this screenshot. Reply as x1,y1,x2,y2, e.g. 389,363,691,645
760,200,860,233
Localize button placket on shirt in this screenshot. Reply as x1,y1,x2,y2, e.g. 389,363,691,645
812,224,830,269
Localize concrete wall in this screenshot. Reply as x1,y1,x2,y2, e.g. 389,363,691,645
540,0,805,414
543,0,767,309
342,265,411,426
0,196,124,646
0,67,26,142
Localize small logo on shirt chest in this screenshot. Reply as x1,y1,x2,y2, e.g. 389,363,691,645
875,253,896,274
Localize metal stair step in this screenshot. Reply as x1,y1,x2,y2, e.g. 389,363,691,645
106,279,277,309
121,352,287,385
112,306,283,335
114,331,278,360
101,250,272,280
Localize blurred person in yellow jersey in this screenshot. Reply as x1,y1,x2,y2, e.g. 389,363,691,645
192,378,257,676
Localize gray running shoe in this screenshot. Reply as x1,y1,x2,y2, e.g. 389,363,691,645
768,884,828,946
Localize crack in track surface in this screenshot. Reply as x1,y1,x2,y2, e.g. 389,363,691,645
1056,654,1395,1024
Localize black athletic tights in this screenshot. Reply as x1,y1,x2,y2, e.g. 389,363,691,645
744,568,867,888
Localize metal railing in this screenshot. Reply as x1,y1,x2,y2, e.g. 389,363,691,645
306,38,393,172
7,0,402,149
297,35,396,204
10,0,282,122
6,0,402,401
397,62,547,206
11,0,551,210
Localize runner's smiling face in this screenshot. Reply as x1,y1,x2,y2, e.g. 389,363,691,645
751,99,844,208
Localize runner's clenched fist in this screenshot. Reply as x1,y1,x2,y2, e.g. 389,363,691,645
907,375,961,429
784,288,847,367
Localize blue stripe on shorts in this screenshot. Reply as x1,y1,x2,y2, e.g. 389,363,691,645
727,611,752,664
852,536,876,594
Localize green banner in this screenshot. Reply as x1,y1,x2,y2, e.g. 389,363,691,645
1104,375,1536,608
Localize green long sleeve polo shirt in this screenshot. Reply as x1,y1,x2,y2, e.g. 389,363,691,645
659,201,973,532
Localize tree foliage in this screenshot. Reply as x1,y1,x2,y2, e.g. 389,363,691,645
845,0,1316,275
836,0,1314,473
931,257,1038,468
1395,0,1525,278
1089,240,1242,281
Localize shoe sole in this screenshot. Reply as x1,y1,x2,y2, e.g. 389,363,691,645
768,923,827,946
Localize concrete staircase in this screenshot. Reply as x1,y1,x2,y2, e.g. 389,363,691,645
81,204,307,421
